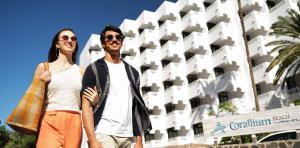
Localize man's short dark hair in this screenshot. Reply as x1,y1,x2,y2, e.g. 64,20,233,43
100,25,124,44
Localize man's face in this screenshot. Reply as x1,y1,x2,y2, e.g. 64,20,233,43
102,31,123,54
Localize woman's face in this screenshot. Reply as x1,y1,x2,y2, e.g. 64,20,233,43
56,30,77,55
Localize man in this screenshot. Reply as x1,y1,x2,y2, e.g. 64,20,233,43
81,25,152,148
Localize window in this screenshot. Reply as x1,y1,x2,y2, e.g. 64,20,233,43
286,76,297,90
144,132,155,141
158,20,165,27
182,31,191,39
121,53,130,59
189,97,201,109
167,127,178,139
193,122,204,135
256,84,262,95
246,35,251,41
218,92,229,103
160,39,168,47
165,103,175,113
207,22,216,30
187,74,198,84
203,2,212,9
251,59,256,67
138,28,145,34
184,52,195,61
266,0,276,9
142,86,151,95
180,12,187,18
139,47,146,53
258,130,296,143
163,80,173,90
214,67,224,77
210,44,220,53
147,108,154,115
140,65,150,74
161,59,171,67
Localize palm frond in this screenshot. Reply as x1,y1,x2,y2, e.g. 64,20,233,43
266,44,298,71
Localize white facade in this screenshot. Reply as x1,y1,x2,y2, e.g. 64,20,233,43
79,0,299,147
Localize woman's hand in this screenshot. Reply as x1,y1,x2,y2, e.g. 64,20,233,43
39,71,51,82
83,86,99,107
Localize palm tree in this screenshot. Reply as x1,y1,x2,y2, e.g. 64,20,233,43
266,2,300,87
236,0,260,111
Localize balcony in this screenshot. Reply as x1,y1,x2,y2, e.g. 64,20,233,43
140,49,160,69
121,37,139,57
156,1,180,21
162,62,186,82
214,71,243,93
243,11,270,37
80,34,103,67
208,22,234,45
205,0,230,23
143,92,164,111
253,62,275,84
166,110,190,130
269,0,298,24
190,104,212,123
141,70,162,91
119,19,138,37
240,0,264,14
183,32,209,55
136,10,158,30
149,115,165,133
139,29,159,49
159,20,180,41
123,56,140,71
161,41,183,62
186,55,212,79
257,91,277,111
248,35,273,59
211,46,240,68
177,0,203,13
188,79,214,99
164,86,188,105
181,11,207,33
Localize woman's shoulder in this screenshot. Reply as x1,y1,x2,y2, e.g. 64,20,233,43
74,64,85,76
36,62,49,71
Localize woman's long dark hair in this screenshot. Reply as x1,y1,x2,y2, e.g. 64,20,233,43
48,28,79,63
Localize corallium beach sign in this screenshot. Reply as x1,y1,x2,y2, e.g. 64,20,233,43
203,106,300,137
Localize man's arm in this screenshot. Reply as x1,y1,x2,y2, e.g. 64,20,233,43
134,135,143,148
82,96,100,147
81,66,101,148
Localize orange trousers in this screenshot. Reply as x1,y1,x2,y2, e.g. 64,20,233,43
36,110,82,148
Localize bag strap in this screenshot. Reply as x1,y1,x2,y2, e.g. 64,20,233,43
43,62,49,71
91,63,102,96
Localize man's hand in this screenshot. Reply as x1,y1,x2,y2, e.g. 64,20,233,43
89,139,103,148
83,86,99,106
134,142,143,148
134,135,143,148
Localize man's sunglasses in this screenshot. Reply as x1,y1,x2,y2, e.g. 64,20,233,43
60,35,77,42
105,34,123,42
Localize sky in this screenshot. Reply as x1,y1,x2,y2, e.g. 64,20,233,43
0,0,177,127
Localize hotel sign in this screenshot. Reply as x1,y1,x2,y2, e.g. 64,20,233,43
203,106,300,137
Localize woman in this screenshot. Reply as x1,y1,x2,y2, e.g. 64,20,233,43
35,28,97,148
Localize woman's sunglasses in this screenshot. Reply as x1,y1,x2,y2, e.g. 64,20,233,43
105,34,123,42
60,35,77,42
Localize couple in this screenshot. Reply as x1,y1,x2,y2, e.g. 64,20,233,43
35,25,152,148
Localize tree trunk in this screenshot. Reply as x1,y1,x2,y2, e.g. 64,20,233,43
237,0,260,111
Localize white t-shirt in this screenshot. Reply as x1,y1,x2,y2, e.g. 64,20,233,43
95,60,133,137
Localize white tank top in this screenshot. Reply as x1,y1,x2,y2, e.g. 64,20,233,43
45,64,82,112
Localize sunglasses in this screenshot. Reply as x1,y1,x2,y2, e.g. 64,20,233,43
105,34,123,42
60,35,77,42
